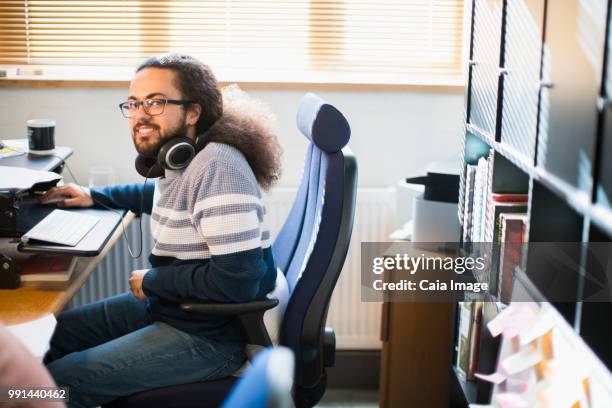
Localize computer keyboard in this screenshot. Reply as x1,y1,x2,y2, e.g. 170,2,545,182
21,209,101,246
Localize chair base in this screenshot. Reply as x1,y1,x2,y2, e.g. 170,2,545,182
294,372,327,408
104,377,237,408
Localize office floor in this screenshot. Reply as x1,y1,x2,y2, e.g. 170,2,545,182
316,389,379,408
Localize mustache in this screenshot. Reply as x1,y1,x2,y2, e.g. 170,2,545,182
133,121,159,132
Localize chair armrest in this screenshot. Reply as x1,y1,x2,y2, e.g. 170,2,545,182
180,298,279,316
180,298,280,347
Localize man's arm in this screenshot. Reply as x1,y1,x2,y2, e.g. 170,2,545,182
90,183,155,215
141,247,268,303
40,182,155,215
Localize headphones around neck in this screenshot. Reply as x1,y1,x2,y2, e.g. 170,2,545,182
135,131,210,178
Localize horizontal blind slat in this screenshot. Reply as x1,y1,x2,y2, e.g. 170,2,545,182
0,0,464,82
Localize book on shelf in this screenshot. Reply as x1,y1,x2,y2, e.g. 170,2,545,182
19,254,78,282
456,300,484,382
467,301,484,381
469,154,493,243
498,214,528,304
485,194,528,293
456,301,472,378
485,193,528,244
462,164,478,243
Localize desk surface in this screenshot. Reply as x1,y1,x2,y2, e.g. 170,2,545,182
1,139,72,171
0,212,134,325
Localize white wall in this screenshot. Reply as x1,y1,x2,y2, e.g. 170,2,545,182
0,87,464,188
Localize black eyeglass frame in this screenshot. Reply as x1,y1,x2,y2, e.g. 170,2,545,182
118,98,194,118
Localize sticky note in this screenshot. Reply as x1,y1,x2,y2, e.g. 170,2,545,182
495,392,530,408
475,372,506,384
519,305,556,346
501,345,544,375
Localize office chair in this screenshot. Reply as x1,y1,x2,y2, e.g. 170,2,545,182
221,347,294,408
108,93,357,408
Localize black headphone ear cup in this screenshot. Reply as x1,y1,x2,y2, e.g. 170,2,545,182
158,137,196,171
135,155,164,178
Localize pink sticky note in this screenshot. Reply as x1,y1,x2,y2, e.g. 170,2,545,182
487,304,538,338
475,372,506,385
502,306,539,339
495,392,530,408
506,377,531,394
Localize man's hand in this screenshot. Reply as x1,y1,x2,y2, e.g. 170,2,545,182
130,269,149,301
39,183,94,208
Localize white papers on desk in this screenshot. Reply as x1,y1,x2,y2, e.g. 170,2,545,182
6,314,57,360
0,166,62,191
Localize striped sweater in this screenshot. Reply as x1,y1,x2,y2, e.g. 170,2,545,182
91,142,277,336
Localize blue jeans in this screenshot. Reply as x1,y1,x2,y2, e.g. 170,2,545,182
44,293,245,408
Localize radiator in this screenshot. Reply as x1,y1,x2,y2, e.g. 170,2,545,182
71,188,396,350
69,216,154,308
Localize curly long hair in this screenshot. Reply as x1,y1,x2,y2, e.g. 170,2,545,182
207,85,282,191
136,54,282,190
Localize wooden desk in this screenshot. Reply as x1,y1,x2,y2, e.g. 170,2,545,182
1,138,131,324
0,212,134,325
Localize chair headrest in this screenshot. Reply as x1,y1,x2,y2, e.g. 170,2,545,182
296,93,351,153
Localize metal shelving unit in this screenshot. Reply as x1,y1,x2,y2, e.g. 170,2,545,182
453,0,612,405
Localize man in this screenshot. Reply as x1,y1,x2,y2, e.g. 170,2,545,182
40,54,282,407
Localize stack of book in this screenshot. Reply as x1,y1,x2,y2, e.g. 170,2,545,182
19,254,77,282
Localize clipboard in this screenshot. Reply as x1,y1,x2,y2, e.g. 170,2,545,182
17,207,126,256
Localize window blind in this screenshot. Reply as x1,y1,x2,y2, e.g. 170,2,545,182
0,0,465,83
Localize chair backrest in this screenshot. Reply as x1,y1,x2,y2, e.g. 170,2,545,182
271,93,357,401
221,347,294,408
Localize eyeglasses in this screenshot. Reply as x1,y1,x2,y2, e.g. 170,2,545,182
118,98,193,118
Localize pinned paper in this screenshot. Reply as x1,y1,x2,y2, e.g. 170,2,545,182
536,375,585,408
544,358,592,389
487,304,516,337
475,372,506,385
519,305,557,346
487,303,538,338
501,345,544,375
506,376,532,394
494,392,530,408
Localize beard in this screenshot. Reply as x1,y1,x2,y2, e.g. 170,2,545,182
132,120,190,158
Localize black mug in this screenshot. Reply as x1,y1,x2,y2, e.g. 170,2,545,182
27,118,55,154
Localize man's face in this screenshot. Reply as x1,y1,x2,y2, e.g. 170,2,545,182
128,67,193,158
